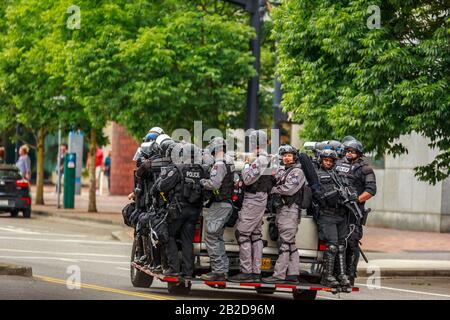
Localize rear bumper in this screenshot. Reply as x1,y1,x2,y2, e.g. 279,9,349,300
0,196,31,211
193,249,322,279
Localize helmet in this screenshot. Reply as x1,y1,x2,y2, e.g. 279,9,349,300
328,140,343,151
278,144,298,158
140,141,155,158
144,127,165,142
207,137,227,155
343,139,363,154
319,149,338,161
132,147,142,161
179,143,202,164
342,135,357,144
249,130,268,150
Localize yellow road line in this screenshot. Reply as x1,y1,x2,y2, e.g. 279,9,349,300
34,275,176,300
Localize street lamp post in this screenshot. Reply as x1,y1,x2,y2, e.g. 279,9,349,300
223,0,265,130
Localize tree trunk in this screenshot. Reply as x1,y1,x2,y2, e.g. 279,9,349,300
35,128,45,205
88,128,97,212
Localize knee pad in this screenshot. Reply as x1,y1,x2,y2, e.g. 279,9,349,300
250,232,263,244
328,244,338,254
235,230,251,245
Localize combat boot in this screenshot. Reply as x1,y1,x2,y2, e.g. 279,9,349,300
337,245,352,291
228,273,254,283
320,245,339,288
200,272,226,281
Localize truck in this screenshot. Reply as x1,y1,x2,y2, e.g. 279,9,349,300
129,163,359,300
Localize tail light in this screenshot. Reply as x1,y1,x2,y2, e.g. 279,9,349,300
16,179,29,188
21,197,31,205
193,217,202,243
318,240,327,251
231,194,238,202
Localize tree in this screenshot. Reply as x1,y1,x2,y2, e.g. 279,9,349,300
115,0,257,138
273,0,449,184
0,0,65,204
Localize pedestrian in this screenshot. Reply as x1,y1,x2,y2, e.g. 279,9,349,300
199,137,235,281
229,130,273,283
104,150,111,193
315,149,351,289
56,143,68,193
0,146,5,164
335,139,377,285
95,146,104,191
262,145,305,284
16,144,31,180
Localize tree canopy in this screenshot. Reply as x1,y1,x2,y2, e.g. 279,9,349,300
273,0,449,184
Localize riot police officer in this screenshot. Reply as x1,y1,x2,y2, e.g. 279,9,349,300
262,145,305,284
199,137,235,281
335,139,377,285
156,143,207,279
229,130,273,283
133,130,165,268
315,149,351,289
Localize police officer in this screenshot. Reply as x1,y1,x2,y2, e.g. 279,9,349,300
133,131,167,265
315,149,351,289
156,143,207,279
262,145,305,284
229,130,273,283
335,139,377,285
199,137,235,281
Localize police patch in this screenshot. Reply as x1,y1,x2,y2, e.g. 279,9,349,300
168,170,174,177
336,166,350,173
161,168,167,176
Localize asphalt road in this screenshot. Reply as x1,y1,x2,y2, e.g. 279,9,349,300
1,213,450,301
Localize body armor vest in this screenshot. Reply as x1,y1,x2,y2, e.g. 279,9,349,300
279,164,303,206
213,163,235,202
174,164,206,205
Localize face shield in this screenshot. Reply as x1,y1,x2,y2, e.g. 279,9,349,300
132,147,142,161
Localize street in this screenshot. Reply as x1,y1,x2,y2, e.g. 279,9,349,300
0,214,449,300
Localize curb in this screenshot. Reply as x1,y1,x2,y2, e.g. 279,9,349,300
0,264,33,277
357,267,450,277
33,210,124,227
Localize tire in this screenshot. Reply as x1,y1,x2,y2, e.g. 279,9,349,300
22,208,31,218
292,289,317,300
168,282,192,295
256,287,276,294
10,210,19,218
130,237,153,288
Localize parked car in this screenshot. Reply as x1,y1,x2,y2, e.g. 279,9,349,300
0,164,32,218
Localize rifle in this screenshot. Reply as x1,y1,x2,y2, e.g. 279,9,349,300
329,170,364,222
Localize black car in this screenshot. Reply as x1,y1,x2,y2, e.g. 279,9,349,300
0,164,31,218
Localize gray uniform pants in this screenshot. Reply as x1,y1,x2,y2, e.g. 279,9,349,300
273,204,300,278
204,202,233,274
236,197,266,274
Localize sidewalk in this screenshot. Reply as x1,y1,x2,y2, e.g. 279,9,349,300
29,185,450,277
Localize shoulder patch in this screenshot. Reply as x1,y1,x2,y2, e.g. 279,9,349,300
168,170,175,177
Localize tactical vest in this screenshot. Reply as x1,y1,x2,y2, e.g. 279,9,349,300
278,164,303,207
151,156,172,181
243,158,274,194
213,163,235,202
335,159,365,195
317,168,341,210
175,164,206,205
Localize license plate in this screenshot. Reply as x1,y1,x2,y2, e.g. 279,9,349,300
261,257,272,271
0,200,9,206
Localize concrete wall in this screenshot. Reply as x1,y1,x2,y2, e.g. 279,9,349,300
366,133,450,233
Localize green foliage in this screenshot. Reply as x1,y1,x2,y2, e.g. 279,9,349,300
273,0,450,184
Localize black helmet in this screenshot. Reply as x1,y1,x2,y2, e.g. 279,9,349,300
207,137,227,155
319,149,338,161
343,140,363,154
278,144,298,160
179,143,202,164
342,135,357,144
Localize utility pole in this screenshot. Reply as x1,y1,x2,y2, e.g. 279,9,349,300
223,0,265,130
